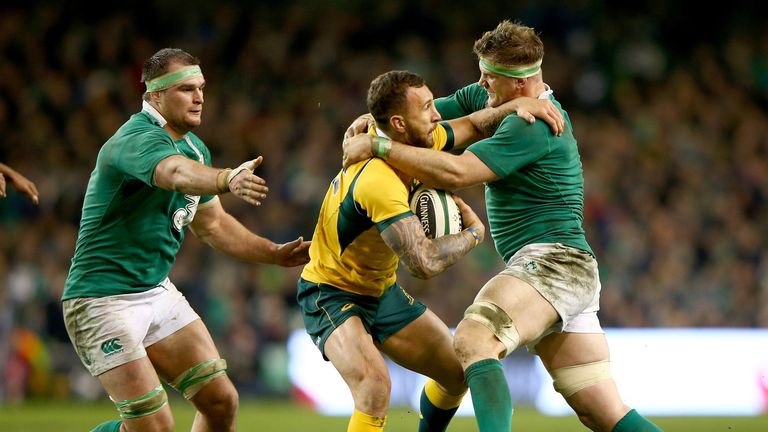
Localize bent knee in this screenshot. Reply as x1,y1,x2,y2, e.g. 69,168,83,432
453,331,478,365
362,370,392,395
193,378,239,419
211,384,239,412
433,366,468,396
453,319,511,365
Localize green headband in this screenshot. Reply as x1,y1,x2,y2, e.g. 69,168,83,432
479,58,542,78
145,65,203,92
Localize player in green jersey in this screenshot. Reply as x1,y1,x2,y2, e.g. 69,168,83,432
62,48,310,432
343,21,662,432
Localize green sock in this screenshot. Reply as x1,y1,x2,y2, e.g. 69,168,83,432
465,359,512,432
417,386,460,432
612,409,663,432
90,419,122,432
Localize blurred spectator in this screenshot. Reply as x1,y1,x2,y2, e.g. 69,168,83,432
1,1,766,402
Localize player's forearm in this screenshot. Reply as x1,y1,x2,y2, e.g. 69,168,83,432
445,117,484,150
467,104,511,137
383,218,477,279
153,155,227,196
387,142,466,190
195,212,278,264
416,230,478,279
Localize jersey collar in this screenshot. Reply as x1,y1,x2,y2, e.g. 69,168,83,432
142,100,168,127
538,83,553,100
375,126,391,139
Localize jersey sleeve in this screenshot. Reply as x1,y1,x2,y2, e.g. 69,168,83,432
352,160,413,232
113,129,180,186
466,115,551,178
435,83,489,120
432,122,455,152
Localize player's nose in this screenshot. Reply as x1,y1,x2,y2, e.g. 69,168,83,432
431,107,441,122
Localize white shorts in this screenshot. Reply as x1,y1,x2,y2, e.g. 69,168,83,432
62,278,200,376
499,243,603,352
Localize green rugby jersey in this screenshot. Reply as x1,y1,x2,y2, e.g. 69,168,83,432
62,108,215,300
436,83,593,261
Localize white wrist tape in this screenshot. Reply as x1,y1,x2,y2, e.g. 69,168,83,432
227,160,256,184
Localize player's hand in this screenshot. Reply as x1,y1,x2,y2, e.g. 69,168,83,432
229,156,269,206
2,167,39,204
342,133,374,168
0,173,5,198
344,113,375,140
505,97,564,136
273,236,311,267
452,195,485,244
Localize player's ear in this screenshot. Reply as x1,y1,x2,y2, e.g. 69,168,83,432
390,115,406,133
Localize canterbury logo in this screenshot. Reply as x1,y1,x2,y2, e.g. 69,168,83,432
341,303,355,311
101,338,124,356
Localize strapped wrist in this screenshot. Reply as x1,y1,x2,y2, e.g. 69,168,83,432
371,136,392,159
466,227,481,246
216,169,232,194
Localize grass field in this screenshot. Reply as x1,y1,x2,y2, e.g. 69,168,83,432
1,399,766,431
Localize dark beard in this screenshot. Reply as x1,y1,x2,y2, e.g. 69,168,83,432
405,127,431,149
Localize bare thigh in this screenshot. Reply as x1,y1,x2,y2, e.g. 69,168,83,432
455,274,561,362
379,309,465,395
146,319,221,381
537,332,629,431
146,319,236,408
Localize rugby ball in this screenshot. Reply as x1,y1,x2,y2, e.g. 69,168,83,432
409,186,463,239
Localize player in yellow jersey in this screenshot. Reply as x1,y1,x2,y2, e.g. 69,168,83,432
299,70,561,432
298,70,485,432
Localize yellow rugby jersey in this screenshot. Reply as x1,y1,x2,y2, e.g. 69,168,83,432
301,123,454,297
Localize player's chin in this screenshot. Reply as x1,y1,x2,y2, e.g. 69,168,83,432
186,115,202,127
487,95,502,108
418,136,433,148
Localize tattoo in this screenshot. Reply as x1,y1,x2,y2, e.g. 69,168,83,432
381,216,475,279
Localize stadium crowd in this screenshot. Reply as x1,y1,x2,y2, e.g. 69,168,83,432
1,1,766,402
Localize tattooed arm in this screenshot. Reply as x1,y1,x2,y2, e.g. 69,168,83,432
380,195,485,279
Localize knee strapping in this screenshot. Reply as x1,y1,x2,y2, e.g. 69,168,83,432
169,358,228,400
463,301,520,357
550,360,612,398
111,384,168,419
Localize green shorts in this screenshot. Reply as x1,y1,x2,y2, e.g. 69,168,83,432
297,277,427,360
